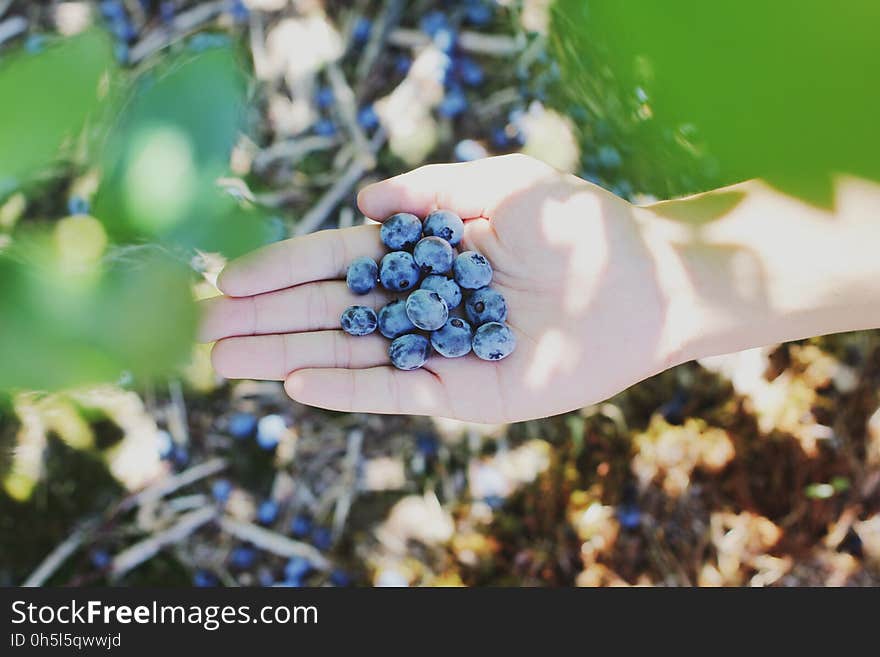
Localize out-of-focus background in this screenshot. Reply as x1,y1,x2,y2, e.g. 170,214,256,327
1,0,879,587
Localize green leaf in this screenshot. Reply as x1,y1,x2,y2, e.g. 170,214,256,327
0,238,198,391
551,1,880,206
0,30,115,189
94,47,271,256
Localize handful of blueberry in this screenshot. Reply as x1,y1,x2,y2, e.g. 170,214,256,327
341,210,516,371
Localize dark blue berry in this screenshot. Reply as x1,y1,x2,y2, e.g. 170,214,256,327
341,305,378,336
315,86,334,109
330,570,352,587
464,1,493,26
438,87,467,118
472,322,516,361
68,195,90,216
395,55,412,75
405,289,449,331
172,445,189,467
311,526,332,551
290,514,313,538
284,557,312,582
431,317,473,358
420,274,462,310
256,414,286,449
380,213,422,250
228,412,257,438
379,251,421,292
413,236,454,275
617,504,641,530
352,17,372,44
257,500,279,525
456,57,484,87
423,209,464,246
453,251,493,289
346,256,378,295
90,549,111,570
377,299,416,339
420,10,448,37
193,570,218,587
230,545,257,569
313,118,337,137
597,145,622,170
357,105,379,130
212,478,232,504
465,287,508,325
389,334,430,371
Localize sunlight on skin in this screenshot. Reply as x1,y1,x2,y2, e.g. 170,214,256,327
524,328,580,390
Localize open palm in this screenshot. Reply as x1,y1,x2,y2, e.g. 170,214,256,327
201,155,676,422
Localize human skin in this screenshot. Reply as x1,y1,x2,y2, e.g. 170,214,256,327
199,154,880,423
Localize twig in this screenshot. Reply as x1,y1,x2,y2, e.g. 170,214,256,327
129,1,225,63
217,517,331,570
388,28,521,56
111,507,218,577
253,135,338,173
332,429,364,540
0,1,13,20
167,379,190,446
119,457,227,513
292,129,386,236
0,15,26,47
23,521,97,587
355,0,405,85
326,63,373,162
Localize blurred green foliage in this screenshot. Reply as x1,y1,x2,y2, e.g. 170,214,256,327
551,0,880,206
0,30,112,191
0,32,265,391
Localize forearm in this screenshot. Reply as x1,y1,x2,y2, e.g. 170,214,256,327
639,177,880,365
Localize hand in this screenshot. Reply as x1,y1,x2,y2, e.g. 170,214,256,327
200,154,684,422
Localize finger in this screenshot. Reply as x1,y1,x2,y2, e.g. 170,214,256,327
284,366,448,416
211,332,389,380
357,154,555,221
198,281,390,343
217,224,384,297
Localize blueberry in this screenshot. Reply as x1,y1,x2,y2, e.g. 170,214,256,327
465,287,508,325
212,478,232,504
90,549,111,570
313,118,337,137
357,105,379,131
464,1,493,26
395,55,412,75
256,414,286,449
311,526,332,551
420,10,448,37
228,0,249,22
230,546,257,569
346,256,378,295
472,322,516,361
379,251,421,292
257,500,279,525
172,445,189,467
453,251,493,289
456,57,484,87
100,1,126,20
416,432,439,458
24,34,47,54
420,274,462,310
389,334,430,371
341,305,378,336
330,570,352,587
284,557,312,581
377,299,416,339
433,27,457,53
193,570,218,587
617,504,641,530
315,86,334,109
290,514,313,538
431,318,473,358
68,195,90,216
413,236,454,275
597,145,622,170
423,209,464,246
352,16,372,44
228,411,257,439
159,1,175,23
438,87,467,118
405,289,449,331
380,213,422,250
